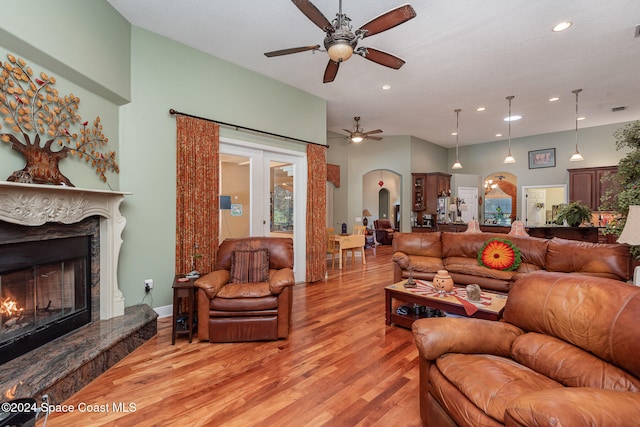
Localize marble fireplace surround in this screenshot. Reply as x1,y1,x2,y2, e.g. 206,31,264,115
0,181,157,405
0,181,129,320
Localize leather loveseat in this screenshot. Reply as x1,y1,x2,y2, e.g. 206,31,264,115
412,271,640,426
392,231,631,293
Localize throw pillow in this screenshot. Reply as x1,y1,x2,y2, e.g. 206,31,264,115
478,238,522,271
230,249,270,283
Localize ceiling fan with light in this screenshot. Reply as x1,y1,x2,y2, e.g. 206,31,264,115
264,0,417,83
343,116,383,143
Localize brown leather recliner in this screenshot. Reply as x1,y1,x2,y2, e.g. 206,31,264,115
374,219,395,245
412,271,640,426
195,237,295,342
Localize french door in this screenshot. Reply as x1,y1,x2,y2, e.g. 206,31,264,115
219,139,306,282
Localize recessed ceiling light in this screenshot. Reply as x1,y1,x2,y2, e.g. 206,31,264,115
504,115,522,122
495,133,503,137
451,132,458,136
552,21,572,32
549,97,560,102
577,116,586,121
382,84,392,90
476,107,486,112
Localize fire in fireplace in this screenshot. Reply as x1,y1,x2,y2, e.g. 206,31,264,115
0,221,96,365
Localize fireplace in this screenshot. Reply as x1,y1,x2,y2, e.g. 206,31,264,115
0,219,98,364
0,182,158,406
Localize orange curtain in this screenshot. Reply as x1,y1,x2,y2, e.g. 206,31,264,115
175,115,219,275
306,144,327,282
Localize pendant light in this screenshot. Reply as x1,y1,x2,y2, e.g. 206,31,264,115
569,88,584,161
504,96,516,164
451,108,463,169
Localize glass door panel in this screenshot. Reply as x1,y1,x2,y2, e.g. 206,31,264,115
219,152,255,240
270,161,294,236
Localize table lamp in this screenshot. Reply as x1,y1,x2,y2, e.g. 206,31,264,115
618,205,640,286
362,209,372,228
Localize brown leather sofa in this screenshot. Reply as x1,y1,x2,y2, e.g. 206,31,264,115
392,231,631,293
374,219,396,245
195,237,295,342
412,271,640,426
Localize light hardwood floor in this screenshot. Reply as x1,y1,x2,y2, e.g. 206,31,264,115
40,245,422,427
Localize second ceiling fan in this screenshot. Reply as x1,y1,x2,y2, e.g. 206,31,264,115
264,0,417,83
343,116,383,143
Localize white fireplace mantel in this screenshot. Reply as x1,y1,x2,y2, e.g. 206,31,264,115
0,181,131,320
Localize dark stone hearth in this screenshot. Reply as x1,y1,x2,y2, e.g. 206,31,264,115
0,304,157,405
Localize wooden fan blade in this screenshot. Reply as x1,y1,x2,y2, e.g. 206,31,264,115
364,129,383,135
291,0,332,31
323,60,339,83
264,45,320,57
359,4,417,38
367,136,383,141
361,47,406,69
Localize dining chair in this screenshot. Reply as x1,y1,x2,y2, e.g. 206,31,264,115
326,227,340,270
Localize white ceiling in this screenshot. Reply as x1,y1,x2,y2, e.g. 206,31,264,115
107,0,640,147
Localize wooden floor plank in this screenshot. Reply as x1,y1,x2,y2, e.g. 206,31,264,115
38,245,422,427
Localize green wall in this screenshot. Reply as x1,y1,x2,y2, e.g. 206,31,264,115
0,0,127,190
0,0,130,105
119,27,325,308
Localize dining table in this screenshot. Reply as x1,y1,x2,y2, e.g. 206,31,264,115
332,233,366,269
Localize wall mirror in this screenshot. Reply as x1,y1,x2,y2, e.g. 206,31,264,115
483,172,517,225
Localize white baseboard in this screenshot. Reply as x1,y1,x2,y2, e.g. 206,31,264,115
154,304,173,318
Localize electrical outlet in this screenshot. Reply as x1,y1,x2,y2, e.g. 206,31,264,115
144,279,154,291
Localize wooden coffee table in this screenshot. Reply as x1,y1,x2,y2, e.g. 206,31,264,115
385,279,508,329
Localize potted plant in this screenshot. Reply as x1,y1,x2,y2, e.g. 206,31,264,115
555,202,593,227
600,120,640,258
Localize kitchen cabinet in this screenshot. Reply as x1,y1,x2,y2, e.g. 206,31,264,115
412,172,451,227
568,166,617,211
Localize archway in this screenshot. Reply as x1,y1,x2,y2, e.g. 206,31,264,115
363,169,401,228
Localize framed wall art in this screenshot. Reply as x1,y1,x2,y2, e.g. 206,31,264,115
528,148,556,169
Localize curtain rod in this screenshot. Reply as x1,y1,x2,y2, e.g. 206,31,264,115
169,109,327,148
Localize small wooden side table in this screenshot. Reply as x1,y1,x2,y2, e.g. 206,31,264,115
172,275,198,344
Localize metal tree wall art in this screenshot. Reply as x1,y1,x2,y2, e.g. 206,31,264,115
0,54,119,186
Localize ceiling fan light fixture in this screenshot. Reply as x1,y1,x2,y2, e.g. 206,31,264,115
351,134,364,143
327,40,354,63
